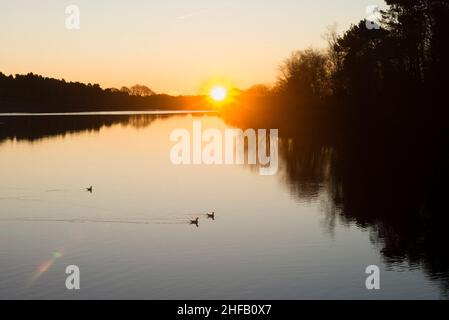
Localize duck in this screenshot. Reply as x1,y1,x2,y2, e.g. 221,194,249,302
86,186,93,193
190,217,199,226
207,212,215,220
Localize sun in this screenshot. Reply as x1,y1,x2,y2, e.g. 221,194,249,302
210,86,228,102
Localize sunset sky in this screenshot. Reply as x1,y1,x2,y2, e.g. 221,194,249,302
0,0,386,95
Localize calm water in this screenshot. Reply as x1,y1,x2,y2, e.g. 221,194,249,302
0,113,447,299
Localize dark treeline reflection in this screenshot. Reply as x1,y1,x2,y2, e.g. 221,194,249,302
223,108,449,296
0,114,169,143
334,141,449,296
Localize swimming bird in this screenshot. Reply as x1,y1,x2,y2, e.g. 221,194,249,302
207,212,215,220
86,186,93,193
190,217,199,226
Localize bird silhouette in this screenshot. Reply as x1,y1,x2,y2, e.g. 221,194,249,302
190,217,199,227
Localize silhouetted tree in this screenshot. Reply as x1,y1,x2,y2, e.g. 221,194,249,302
120,86,131,94
276,49,332,102
129,84,155,96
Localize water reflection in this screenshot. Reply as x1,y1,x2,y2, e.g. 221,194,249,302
0,114,175,143
325,140,449,297
1,112,448,298
224,110,449,297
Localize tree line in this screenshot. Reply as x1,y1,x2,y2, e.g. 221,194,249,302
0,72,205,112
237,0,449,139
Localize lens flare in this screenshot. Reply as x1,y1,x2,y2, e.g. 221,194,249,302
29,248,65,285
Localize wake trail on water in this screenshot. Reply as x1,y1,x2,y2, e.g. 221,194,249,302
0,190,213,225
0,217,197,225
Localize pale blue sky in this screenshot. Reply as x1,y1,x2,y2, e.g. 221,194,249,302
0,0,387,94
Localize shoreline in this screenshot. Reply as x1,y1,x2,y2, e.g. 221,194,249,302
0,110,218,117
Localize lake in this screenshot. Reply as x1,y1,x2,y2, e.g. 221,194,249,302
0,112,447,299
